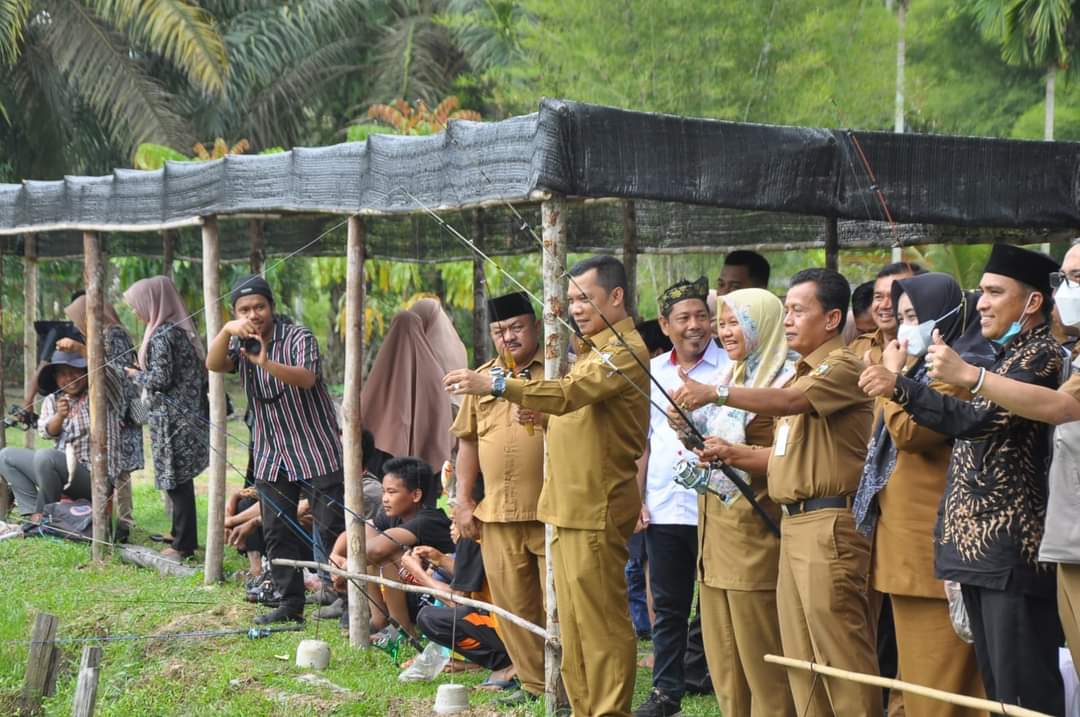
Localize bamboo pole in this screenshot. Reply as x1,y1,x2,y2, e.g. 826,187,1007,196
273,559,546,639
622,201,639,321
201,217,227,583
824,216,839,271
23,234,37,449
471,210,488,365
764,655,1053,717
83,233,109,562
540,197,569,715
343,216,370,648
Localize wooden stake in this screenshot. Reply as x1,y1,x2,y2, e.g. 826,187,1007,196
248,219,265,274
83,233,109,562
825,215,839,271
540,197,569,715
23,234,37,449
343,216,370,648
20,612,58,716
0,241,7,509
765,654,1052,717
71,646,102,717
201,217,227,583
162,230,176,280
471,209,488,365
622,201,639,321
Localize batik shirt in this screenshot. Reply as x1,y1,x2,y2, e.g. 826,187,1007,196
893,323,1064,596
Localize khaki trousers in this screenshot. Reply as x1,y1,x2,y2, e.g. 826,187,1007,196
890,594,987,717
479,521,547,695
551,513,637,717
699,583,794,717
777,509,881,716
1059,563,1080,679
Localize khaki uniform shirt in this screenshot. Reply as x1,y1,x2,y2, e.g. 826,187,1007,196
698,414,782,590
767,336,873,504
503,317,650,531
848,328,885,366
451,352,546,523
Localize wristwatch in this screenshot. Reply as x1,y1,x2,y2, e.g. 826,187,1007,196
713,383,729,406
491,367,507,398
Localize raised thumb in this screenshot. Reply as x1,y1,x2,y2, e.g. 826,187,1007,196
932,328,945,345
863,349,878,366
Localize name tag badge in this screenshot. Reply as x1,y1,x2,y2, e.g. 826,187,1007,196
774,421,790,457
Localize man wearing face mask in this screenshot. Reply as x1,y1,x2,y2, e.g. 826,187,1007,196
860,244,1065,715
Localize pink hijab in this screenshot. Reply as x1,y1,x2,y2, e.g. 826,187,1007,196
63,295,123,335
361,310,452,469
123,275,205,369
409,298,467,407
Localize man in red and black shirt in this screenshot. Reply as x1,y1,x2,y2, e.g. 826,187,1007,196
207,275,345,624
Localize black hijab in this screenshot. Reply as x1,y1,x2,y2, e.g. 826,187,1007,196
890,272,975,376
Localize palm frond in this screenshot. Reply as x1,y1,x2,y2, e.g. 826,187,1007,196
0,0,31,65
90,0,230,95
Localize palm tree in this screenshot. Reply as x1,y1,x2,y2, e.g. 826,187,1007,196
972,0,1077,140
0,0,229,178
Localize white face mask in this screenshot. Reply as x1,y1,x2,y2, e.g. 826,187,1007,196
897,302,963,357
1056,282,1080,328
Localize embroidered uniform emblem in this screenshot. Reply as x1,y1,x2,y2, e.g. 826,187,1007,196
813,363,830,376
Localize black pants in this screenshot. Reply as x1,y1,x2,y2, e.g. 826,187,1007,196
683,608,713,694
962,582,1065,716
416,605,511,671
257,469,345,612
168,480,198,554
645,523,698,699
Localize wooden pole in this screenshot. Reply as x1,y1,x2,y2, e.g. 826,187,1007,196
83,233,109,562
71,646,102,717
202,217,227,583
541,197,569,715
825,216,839,271
472,209,488,365
0,242,6,455
622,201,639,321
343,216,370,648
162,230,176,280
765,654,1052,717
23,234,37,449
20,612,58,716
249,219,265,274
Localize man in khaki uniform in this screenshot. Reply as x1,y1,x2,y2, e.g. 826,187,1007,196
679,268,880,716
452,291,547,702
445,255,650,717
849,261,923,363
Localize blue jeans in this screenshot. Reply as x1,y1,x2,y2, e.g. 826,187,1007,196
645,523,698,699
626,531,651,637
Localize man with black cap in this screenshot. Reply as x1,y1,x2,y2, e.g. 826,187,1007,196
451,291,547,704
861,244,1066,714
207,275,345,625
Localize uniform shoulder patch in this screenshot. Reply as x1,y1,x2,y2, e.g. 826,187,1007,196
813,362,831,377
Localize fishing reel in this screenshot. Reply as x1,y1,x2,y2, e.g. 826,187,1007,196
672,458,713,494
3,404,36,431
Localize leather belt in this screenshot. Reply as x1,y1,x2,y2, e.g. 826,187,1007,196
781,495,852,517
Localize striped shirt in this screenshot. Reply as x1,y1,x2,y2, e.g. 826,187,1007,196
231,319,342,482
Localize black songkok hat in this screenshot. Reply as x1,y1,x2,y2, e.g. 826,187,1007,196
487,292,534,322
982,244,1059,296
231,274,274,307
659,276,709,315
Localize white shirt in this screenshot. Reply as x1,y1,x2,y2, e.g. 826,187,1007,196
645,340,731,526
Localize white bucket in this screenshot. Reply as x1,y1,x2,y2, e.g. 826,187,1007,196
433,683,470,714
295,639,331,670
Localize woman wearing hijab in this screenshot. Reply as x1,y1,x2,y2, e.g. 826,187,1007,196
673,288,798,717
61,295,144,541
362,310,453,471
124,275,209,560
408,298,468,407
854,272,986,717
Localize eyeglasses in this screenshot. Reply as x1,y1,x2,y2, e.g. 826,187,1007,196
1050,271,1080,290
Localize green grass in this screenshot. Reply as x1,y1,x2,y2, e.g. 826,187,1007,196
0,383,721,716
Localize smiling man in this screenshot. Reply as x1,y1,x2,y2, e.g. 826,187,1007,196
444,255,650,717
206,274,345,625
859,244,1066,714
850,262,925,364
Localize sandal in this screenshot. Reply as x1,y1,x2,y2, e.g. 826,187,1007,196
477,675,519,692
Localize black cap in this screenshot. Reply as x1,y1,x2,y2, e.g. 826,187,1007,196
230,274,274,307
983,244,1059,295
487,292,534,322
37,351,88,396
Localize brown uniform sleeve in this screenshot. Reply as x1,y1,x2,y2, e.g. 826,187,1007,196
880,378,967,452
792,350,865,418
502,343,647,416
450,392,479,440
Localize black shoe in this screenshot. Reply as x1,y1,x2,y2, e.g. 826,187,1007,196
253,605,304,625
305,587,338,606
314,597,345,620
633,689,682,717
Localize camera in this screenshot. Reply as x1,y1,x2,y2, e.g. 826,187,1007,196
3,405,36,431
241,337,261,356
